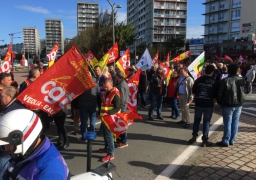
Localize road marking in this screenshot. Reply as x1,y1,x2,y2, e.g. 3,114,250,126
49,121,101,141
154,117,223,180
242,111,256,117
243,107,256,111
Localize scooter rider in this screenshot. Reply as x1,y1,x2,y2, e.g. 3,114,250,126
0,109,70,180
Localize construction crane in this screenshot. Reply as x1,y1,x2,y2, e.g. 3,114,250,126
0,39,4,42
9,32,22,44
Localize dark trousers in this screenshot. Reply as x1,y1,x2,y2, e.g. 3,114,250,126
54,111,68,144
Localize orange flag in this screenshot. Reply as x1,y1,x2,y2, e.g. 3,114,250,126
1,44,12,73
107,42,119,64
17,43,95,115
127,69,142,113
102,112,142,139
152,50,159,64
165,52,170,63
47,42,59,68
116,48,130,77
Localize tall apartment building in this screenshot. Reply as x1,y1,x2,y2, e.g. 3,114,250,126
127,0,188,56
45,19,64,57
203,0,256,58
23,28,40,55
77,2,99,34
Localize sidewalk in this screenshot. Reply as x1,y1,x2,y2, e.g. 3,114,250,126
182,114,256,180
13,67,29,85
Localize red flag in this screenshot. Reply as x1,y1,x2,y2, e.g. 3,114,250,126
116,48,130,78
85,50,98,66
1,44,12,73
215,55,220,61
165,52,170,63
127,69,142,113
152,50,159,64
158,61,172,85
102,112,142,139
47,42,59,68
224,55,233,63
107,42,119,64
16,44,95,115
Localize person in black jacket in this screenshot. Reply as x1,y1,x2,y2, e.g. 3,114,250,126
138,71,147,108
148,66,167,120
216,64,245,147
188,65,217,147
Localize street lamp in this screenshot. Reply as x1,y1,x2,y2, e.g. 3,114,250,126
134,36,144,64
9,34,21,73
107,0,121,69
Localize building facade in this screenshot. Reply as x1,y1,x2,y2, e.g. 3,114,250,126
23,28,40,55
45,19,64,57
127,0,188,60
77,2,99,34
203,0,256,59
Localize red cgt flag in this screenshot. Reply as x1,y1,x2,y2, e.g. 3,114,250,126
102,112,142,139
224,55,233,63
127,69,142,113
1,43,12,73
47,42,59,68
107,42,119,64
116,48,130,78
215,55,220,61
158,61,172,85
17,44,95,115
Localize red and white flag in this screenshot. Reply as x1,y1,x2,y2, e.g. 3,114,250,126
116,48,130,77
102,112,142,139
1,44,12,73
158,61,172,85
224,55,233,63
127,69,142,113
165,52,170,63
152,50,159,64
107,42,119,64
47,42,59,68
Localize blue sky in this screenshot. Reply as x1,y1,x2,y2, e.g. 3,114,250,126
0,0,205,45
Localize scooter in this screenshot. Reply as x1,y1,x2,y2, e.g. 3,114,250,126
71,131,116,180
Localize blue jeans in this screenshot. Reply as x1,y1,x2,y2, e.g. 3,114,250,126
103,123,114,155
192,106,213,141
169,98,180,118
148,93,163,118
79,106,97,138
138,90,146,106
221,106,242,145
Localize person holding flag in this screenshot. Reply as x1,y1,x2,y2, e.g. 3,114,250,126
19,68,40,93
148,66,167,121
98,78,121,162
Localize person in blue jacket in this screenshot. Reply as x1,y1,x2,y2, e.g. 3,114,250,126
0,109,70,180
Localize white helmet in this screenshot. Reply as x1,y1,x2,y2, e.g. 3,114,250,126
0,109,42,156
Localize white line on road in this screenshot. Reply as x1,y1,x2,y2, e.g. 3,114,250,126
242,111,256,117
49,121,101,141
154,117,223,180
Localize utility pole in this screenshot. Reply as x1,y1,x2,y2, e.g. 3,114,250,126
9,32,21,73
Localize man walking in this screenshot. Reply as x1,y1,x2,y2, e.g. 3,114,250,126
98,79,121,162
148,66,167,120
244,64,255,94
217,64,245,147
188,65,217,146
116,71,129,148
177,67,194,128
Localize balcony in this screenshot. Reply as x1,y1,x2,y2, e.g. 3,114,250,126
232,2,241,8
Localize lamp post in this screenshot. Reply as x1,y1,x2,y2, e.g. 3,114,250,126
9,33,21,73
107,0,121,69
134,37,144,64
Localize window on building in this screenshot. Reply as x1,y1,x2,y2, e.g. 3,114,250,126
230,33,240,40
218,24,224,32
232,0,241,8
210,4,215,11
209,26,214,34
165,10,169,14
232,10,240,20
180,19,186,24
219,1,225,9
218,35,223,43
231,22,240,32
218,13,224,21
209,15,215,22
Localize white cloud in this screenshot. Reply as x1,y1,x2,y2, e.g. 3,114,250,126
15,5,50,14
186,26,204,39
116,11,127,23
